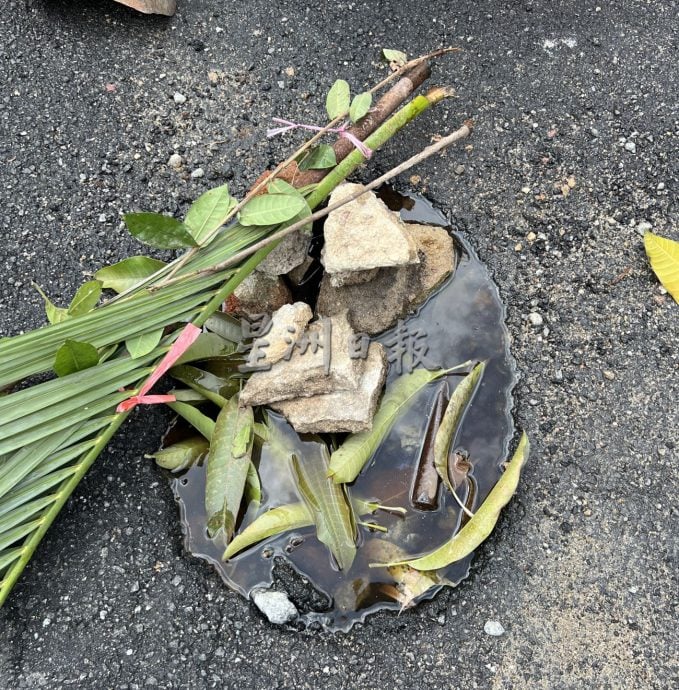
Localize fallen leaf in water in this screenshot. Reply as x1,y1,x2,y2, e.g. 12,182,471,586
371,433,530,571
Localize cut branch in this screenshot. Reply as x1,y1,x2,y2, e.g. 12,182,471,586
156,117,473,289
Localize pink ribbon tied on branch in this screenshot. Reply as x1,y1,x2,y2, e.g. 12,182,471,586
116,323,202,413
266,118,373,159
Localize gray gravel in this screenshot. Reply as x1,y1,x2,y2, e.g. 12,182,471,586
1,0,678,688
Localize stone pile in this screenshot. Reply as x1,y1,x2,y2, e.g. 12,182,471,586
229,182,456,434
240,308,387,434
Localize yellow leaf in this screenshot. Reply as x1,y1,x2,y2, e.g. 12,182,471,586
644,231,679,302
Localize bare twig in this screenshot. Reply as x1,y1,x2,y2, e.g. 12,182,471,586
153,120,472,290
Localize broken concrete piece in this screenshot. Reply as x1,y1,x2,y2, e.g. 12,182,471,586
256,229,311,277
225,271,291,318
247,302,313,369
317,266,412,335
321,183,419,286
240,311,362,406
114,0,176,15
272,343,387,433
286,255,315,287
317,223,456,335
404,224,456,307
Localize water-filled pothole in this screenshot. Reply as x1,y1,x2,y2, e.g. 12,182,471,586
167,188,516,631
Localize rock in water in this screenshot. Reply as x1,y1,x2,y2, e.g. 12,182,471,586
225,271,291,317
271,342,387,433
251,589,298,625
322,183,419,286
317,222,456,336
317,266,411,336
114,0,177,15
404,224,456,307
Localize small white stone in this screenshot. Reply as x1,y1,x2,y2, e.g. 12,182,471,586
251,589,298,625
98,213,107,223
173,92,186,104
168,153,183,169
528,312,544,327
190,167,205,179
484,620,505,636
624,141,636,153
637,221,652,233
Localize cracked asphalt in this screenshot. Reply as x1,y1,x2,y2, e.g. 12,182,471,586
1,0,677,687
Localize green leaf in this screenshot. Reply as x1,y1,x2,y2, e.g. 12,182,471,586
185,185,237,245
298,145,337,171
147,436,209,472
33,285,69,325
170,364,237,407
349,92,372,123
222,496,380,560
67,281,102,317
267,179,300,195
382,48,407,66
169,388,208,404
53,340,100,377
203,312,242,343
94,256,167,294
174,332,237,365
371,433,530,571
328,367,453,484
126,329,164,359
244,461,262,506
223,502,312,560
326,79,351,119
205,398,254,540
644,231,679,302
167,401,216,440
434,362,485,496
124,212,198,249
291,443,357,571
238,194,306,227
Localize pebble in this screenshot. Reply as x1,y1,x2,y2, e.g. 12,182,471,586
173,92,187,104
190,167,205,179
603,370,616,381
624,141,636,153
251,588,298,625
484,620,505,636
637,220,652,233
528,312,544,327
455,164,465,175
168,153,183,169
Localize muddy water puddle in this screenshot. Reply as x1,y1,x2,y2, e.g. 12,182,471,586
169,189,516,630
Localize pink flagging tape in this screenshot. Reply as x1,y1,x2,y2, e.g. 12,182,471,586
267,118,373,158
116,323,202,413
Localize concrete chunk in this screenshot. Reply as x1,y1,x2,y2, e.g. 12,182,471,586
272,343,387,434
247,302,313,369
321,183,418,285
240,312,362,406
317,223,456,335
256,229,311,277
225,271,291,318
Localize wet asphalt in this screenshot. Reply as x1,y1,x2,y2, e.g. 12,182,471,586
0,0,677,688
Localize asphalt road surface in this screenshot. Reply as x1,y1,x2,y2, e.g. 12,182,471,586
1,1,677,687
